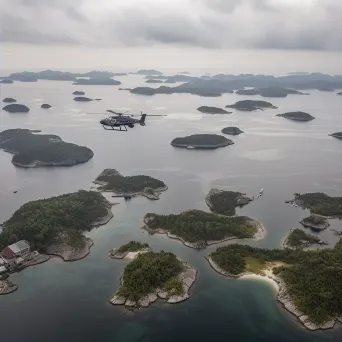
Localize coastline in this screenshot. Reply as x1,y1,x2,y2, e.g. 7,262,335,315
205,256,336,331
0,279,18,296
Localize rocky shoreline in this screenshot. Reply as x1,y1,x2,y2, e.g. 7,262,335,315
0,279,18,295
12,156,94,168
110,257,197,308
206,257,336,331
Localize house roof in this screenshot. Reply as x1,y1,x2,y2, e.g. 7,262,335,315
7,240,30,254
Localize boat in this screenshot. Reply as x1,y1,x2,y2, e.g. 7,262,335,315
259,188,264,195
292,203,298,207
186,145,195,150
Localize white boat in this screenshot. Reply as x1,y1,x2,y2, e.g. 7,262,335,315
292,203,298,207
259,188,264,194
187,145,195,150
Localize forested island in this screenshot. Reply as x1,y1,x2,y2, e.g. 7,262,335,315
226,100,277,111
300,215,330,231
110,249,197,308
171,134,233,149
41,104,51,109
73,91,85,95
136,69,163,76
282,228,320,249
0,190,113,261
221,127,244,135
205,189,252,216
197,106,231,114
294,192,342,216
235,88,307,97
0,129,94,168
73,96,93,102
3,98,16,103
94,169,167,200
145,79,164,84
276,112,315,121
110,241,150,259
207,241,342,330
330,132,342,139
143,210,263,249
2,104,30,113
73,79,121,86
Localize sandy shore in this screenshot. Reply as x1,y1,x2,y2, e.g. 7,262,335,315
206,256,336,331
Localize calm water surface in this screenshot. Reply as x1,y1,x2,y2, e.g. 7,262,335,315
0,76,342,341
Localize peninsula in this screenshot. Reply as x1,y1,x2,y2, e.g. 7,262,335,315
171,134,233,149
0,190,113,261
0,129,94,168
226,100,277,111
142,209,264,249
207,241,342,331
294,192,342,216
197,106,231,114
94,169,167,200
276,111,315,121
282,228,320,249
221,127,244,135
205,189,253,216
2,104,30,113
300,215,330,231
330,132,342,139
110,248,197,308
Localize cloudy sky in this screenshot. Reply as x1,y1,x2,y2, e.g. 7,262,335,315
1,0,342,72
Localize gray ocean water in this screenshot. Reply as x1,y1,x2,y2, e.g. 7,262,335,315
0,74,342,341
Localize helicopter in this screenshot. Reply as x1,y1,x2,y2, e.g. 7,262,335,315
100,110,147,131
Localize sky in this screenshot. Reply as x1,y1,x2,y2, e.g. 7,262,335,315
1,0,342,73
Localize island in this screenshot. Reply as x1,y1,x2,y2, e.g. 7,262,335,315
205,189,253,216
0,79,14,84
337,92,342,96
2,104,30,113
318,88,335,92
110,248,197,308
73,78,121,86
41,104,51,109
0,190,113,261
197,106,231,114
136,69,163,76
300,215,330,231
142,209,264,249
73,96,93,102
276,112,315,122
330,132,342,139
145,79,164,84
221,127,244,135
3,98,16,103
94,169,167,200
207,240,342,331
226,100,277,111
0,129,94,168
235,88,308,97
73,91,85,95
294,192,342,216
110,241,150,259
171,134,233,150
235,89,259,95
282,228,320,249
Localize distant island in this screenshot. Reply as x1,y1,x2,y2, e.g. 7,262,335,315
300,215,330,231
73,96,92,102
282,228,321,249
226,100,277,111
73,78,121,86
197,106,231,114
2,104,30,113
221,127,244,135
3,98,16,103
318,88,335,92
330,132,342,139
235,88,308,97
276,111,315,121
207,240,342,330
94,169,167,200
110,241,151,259
205,189,253,216
0,129,93,168
0,79,14,84
294,192,342,216
110,248,197,308
135,69,163,76
337,92,342,96
143,209,264,249
73,91,85,95
171,134,233,149
0,190,113,261
41,104,51,109
145,79,164,84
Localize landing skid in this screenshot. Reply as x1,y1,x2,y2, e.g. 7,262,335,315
103,125,128,131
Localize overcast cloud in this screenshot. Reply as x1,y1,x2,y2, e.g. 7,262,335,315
1,0,342,50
